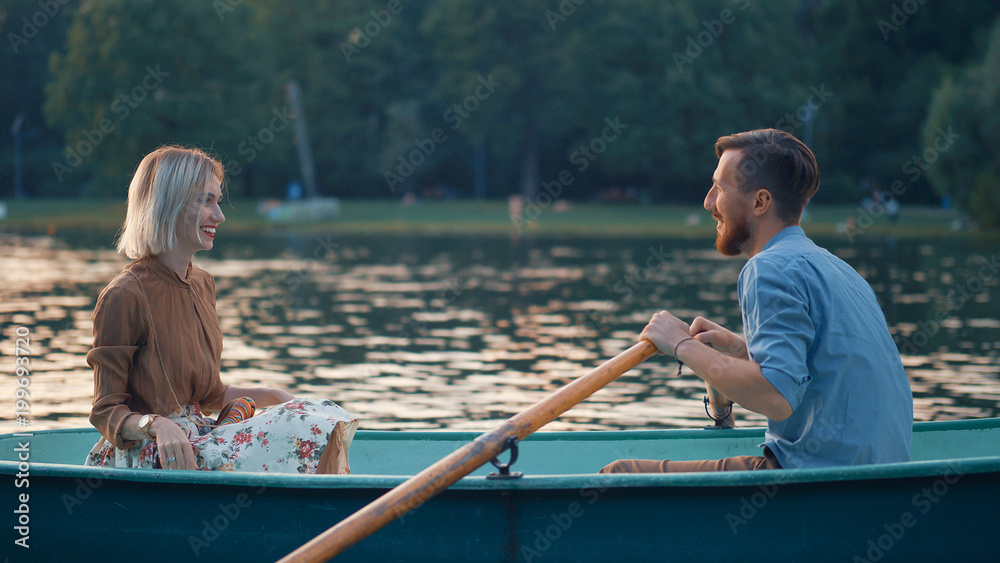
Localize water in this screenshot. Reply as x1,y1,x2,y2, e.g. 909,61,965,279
1,231,998,434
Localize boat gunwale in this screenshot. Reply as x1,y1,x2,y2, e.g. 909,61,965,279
3,418,998,490
2,456,997,490
5,415,997,443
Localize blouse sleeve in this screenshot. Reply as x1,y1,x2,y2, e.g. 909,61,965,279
86,282,143,449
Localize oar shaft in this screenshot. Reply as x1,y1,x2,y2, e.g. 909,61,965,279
705,383,735,427
280,340,658,562
705,383,728,411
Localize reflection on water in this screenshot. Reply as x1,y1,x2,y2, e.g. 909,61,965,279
1,231,997,434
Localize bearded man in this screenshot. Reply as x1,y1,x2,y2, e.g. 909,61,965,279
602,129,913,473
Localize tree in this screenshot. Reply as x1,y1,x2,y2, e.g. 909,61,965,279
246,0,438,198
0,0,77,197
923,15,1000,229
809,0,1000,204
45,0,280,197
623,0,812,202
420,0,602,200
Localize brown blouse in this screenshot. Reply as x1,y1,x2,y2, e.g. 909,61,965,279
87,257,228,449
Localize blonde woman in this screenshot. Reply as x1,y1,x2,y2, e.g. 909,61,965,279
85,145,358,473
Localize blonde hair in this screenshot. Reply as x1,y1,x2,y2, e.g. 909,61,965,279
116,146,224,259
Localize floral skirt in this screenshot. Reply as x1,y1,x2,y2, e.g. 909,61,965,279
84,398,359,474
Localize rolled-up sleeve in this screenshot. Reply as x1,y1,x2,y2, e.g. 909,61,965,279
741,259,815,412
86,284,142,449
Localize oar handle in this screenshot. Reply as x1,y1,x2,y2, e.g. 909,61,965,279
280,340,658,562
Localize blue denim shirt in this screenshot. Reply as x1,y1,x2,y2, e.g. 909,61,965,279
739,226,913,468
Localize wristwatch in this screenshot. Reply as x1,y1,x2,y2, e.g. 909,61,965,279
137,414,160,440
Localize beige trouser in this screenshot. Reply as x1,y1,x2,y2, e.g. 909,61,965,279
599,447,781,473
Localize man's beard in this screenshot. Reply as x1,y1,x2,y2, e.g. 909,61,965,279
715,213,751,256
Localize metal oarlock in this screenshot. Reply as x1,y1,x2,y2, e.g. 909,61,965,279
487,436,523,479
704,396,735,430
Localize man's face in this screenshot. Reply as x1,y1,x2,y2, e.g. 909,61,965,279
705,149,753,257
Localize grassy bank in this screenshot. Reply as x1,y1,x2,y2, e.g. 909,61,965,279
0,198,976,238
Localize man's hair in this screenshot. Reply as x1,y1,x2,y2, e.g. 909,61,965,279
116,145,224,259
714,129,820,223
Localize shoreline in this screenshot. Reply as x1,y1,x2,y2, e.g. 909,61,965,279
0,199,987,239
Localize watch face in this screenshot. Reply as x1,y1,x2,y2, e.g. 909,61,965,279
139,414,152,429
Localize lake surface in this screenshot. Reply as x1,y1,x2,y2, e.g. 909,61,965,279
1,230,998,434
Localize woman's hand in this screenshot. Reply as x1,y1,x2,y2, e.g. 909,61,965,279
689,316,749,359
151,418,198,470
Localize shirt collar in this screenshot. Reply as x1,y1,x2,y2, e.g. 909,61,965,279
137,256,193,288
760,225,806,254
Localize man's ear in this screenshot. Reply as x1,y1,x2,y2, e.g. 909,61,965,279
752,189,772,217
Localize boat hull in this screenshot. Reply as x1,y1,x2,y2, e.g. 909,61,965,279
3,419,999,561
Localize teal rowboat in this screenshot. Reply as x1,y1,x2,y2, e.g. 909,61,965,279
3,418,999,562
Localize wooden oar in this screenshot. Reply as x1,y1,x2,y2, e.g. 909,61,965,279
704,383,735,428
279,339,658,562
699,344,735,428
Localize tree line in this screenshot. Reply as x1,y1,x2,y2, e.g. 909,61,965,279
1,0,998,226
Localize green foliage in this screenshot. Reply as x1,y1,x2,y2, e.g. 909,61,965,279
4,0,997,211
922,16,1000,229
0,0,76,197
44,0,280,197
810,0,1000,205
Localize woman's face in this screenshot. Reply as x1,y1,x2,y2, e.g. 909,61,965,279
176,176,225,255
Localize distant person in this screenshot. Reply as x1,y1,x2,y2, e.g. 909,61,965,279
286,179,303,200
508,193,524,225
601,129,912,473
885,194,900,223
85,146,358,473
